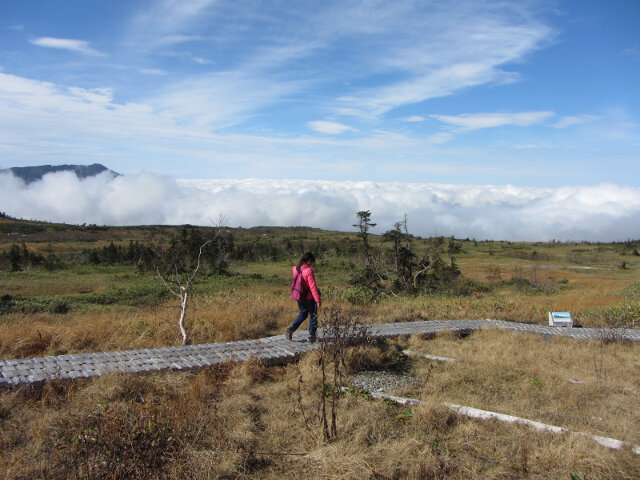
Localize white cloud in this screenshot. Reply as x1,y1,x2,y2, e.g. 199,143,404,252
307,121,354,134
152,72,304,129
551,115,599,129
0,72,173,142
129,0,217,49
349,64,517,118
191,57,212,65
330,2,554,117
425,132,454,144
124,1,554,120
623,44,640,62
158,34,205,45
0,72,300,149
1,172,639,242
138,68,168,75
29,37,105,56
402,116,426,122
67,87,114,105
432,111,554,131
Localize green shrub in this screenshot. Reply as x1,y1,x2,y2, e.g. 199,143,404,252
445,277,490,296
53,403,183,480
0,294,16,314
90,284,169,306
344,285,377,305
1,295,71,315
0,283,170,315
621,282,640,298
581,301,640,328
500,277,556,295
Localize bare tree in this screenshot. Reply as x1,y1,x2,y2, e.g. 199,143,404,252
153,240,210,345
150,222,232,345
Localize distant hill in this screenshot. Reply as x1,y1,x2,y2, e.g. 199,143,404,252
0,163,120,184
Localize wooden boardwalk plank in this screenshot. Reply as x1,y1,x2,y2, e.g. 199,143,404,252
1,319,638,388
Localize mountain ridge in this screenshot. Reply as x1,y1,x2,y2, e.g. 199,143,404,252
1,163,120,184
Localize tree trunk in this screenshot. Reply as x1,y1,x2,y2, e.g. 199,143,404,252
179,287,189,345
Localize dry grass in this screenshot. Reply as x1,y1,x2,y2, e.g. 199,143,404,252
2,236,639,478
0,281,637,359
0,296,291,358
1,330,638,479
403,330,640,444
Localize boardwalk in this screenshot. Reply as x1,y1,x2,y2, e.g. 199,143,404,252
2,319,639,388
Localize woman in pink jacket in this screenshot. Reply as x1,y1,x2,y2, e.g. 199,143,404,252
285,252,321,342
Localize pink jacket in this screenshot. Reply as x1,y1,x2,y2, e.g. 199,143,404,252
293,263,321,303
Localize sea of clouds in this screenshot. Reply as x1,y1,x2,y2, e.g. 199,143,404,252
2,171,639,242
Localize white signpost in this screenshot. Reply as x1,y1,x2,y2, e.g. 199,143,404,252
548,312,573,328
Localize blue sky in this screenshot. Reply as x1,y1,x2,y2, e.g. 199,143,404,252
1,0,638,186
1,1,640,240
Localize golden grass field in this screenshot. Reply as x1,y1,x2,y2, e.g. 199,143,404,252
1,331,638,479
1,222,639,478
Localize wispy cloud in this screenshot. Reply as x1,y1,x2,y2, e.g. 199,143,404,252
29,37,105,56
1,172,639,242
151,72,304,129
307,121,354,134
138,68,168,76
0,70,634,188
124,1,554,121
623,43,640,62
157,34,205,46
326,2,554,117
66,87,114,105
432,111,555,131
551,115,599,129
345,64,519,118
402,115,425,122
129,0,217,49
426,132,454,144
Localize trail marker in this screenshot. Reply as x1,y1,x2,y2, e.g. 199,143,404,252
549,311,573,328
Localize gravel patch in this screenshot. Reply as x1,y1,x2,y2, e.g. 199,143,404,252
349,370,421,394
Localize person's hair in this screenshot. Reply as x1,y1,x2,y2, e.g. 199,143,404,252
297,252,316,272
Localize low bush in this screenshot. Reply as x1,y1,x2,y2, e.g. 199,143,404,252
3,295,71,315
0,284,170,315
442,277,490,296
54,403,183,480
89,284,169,307
581,301,640,328
343,285,378,305
621,282,640,298
500,277,557,295
0,294,16,314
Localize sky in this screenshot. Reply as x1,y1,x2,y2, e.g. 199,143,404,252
1,0,639,240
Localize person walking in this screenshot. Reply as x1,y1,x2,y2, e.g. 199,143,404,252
286,252,321,342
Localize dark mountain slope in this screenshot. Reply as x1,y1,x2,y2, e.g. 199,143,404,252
1,163,120,184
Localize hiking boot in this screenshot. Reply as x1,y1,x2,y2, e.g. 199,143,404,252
308,337,316,343
285,327,292,341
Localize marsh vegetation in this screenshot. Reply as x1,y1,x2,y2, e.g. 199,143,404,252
1,216,639,478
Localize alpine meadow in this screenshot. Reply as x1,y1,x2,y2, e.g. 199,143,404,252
1,213,639,479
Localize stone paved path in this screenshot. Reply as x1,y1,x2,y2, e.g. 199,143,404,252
2,319,638,388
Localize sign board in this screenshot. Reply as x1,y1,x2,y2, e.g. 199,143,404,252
548,312,573,328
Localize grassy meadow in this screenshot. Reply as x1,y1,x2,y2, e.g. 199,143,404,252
1,217,639,479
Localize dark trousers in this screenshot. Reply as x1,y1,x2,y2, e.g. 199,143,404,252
289,299,317,340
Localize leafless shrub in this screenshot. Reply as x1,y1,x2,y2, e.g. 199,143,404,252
318,306,371,441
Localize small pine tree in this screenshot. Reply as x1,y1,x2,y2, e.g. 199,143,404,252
9,244,21,272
